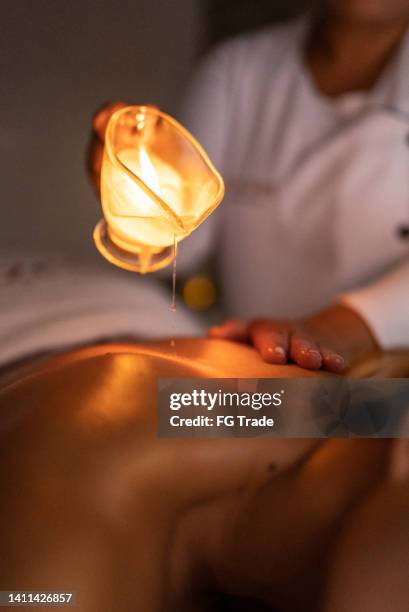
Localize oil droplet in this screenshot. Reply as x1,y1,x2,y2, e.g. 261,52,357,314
171,235,178,313
169,235,178,351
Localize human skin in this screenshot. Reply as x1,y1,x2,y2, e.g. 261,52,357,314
209,307,378,374
0,344,321,612
86,100,128,196
0,373,395,612
4,435,403,612
173,437,409,612
1,345,408,611
320,439,409,612
325,0,409,25
172,438,391,612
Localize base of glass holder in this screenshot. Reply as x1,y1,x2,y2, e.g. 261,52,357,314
93,219,175,274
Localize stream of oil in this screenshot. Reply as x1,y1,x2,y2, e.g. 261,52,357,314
170,235,178,349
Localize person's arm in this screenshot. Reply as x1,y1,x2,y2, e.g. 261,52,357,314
209,257,409,372
341,257,409,350
209,304,378,374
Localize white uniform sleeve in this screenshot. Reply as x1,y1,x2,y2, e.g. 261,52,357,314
175,44,231,275
341,258,409,349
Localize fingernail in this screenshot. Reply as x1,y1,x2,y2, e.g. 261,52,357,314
297,348,322,369
332,356,347,371
298,348,320,358
266,346,286,363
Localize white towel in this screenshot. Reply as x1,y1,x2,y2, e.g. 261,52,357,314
0,256,204,368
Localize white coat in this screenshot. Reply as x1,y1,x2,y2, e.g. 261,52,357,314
179,17,409,349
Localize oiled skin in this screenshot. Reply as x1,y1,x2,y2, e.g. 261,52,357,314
173,439,391,612
0,341,407,612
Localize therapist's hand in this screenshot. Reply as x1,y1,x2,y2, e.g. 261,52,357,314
86,100,128,194
209,304,378,373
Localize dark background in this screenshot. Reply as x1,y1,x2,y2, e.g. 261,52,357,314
205,0,309,47
0,0,307,259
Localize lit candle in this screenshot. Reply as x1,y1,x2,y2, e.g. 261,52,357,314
94,105,224,274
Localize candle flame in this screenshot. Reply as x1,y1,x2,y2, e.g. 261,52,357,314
139,147,162,199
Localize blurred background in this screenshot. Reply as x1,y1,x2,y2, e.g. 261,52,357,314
0,0,308,259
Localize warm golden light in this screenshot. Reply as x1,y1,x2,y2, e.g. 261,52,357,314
138,146,162,199
94,105,224,274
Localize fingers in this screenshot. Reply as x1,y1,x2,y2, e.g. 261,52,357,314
87,101,128,195
290,335,347,372
248,320,290,364
92,100,128,142
289,334,322,370
320,346,347,374
209,319,347,373
86,135,104,195
208,320,249,343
